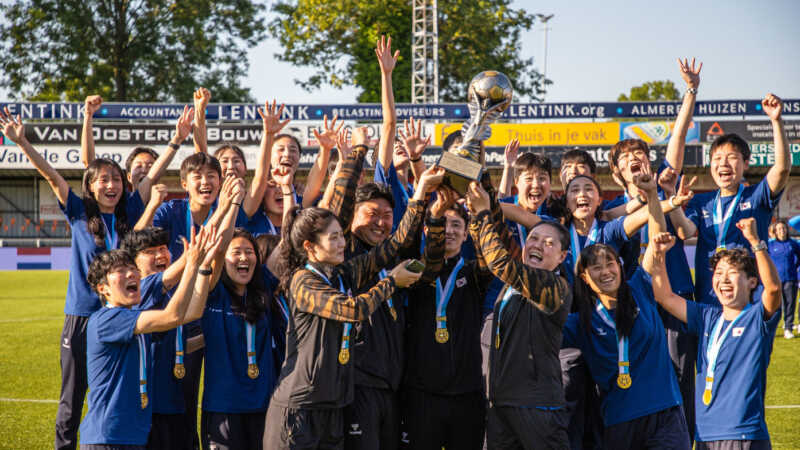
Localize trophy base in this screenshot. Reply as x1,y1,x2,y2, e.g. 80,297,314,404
437,151,483,195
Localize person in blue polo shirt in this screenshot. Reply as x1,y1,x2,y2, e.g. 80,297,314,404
80,225,219,449
561,171,690,450
650,217,782,450
767,220,800,339
683,94,790,306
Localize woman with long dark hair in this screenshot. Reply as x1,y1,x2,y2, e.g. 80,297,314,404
263,197,429,449
561,174,690,449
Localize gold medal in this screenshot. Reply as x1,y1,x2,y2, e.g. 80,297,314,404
435,328,450,344
140,392,149,409
617,373,632,389
702,388,712,405
495,334,500,349
173,363,185,380
338,348,350,365
390,306,398,321
715,246,725,254
247,363,259,379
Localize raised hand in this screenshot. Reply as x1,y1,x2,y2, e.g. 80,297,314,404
258,99,291,135
85,95,103,116
430,186,457,219
416,165,445,194
230,177,246,205
632,172,657,194
351,126,370,148
658,167,679,197
736,217,760,244
312,114,343,151
200,224,224,268
272,164,295,189
0,108,26,144
762,93,783,121
375,34,400,74
194,88,211,118
677,57,702,89
175,105,195,142
672,175,697,207
503,138,520,168
150,183,168,206
399,117,431,161
652,232,676,255
465,181,490,214
335,128,352,161
389,259,423,287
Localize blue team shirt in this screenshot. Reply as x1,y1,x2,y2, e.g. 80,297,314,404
686,178,781,305
81,290,162,445
686,301,780,441
562,217,630,285
375,161,414,232
153,198,248,260
60,188,144,316
201,280,280,413
135,273,186,414
562,268,682,426
768,239,800,282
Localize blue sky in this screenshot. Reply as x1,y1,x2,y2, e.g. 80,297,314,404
245,0,800,104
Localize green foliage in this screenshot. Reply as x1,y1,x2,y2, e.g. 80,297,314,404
0,0,267,102
618,80,680,102
269,0,545,103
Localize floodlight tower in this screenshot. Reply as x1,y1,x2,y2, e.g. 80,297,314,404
411,0,439,104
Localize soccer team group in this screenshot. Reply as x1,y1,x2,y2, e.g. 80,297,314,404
3,37,796,450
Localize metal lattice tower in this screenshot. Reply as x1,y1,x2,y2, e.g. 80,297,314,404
411,0,439,104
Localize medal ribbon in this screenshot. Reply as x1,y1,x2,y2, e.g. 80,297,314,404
186,201,215,242
265,215,277,235
495,286,518,348
704,304,751,405
103,214,117,251
712,184,744,251
569,220,599,271
174,324,184,374
305,264,351,360
245,320,257,370
595,301,630,387
137,334,148,409
277,294,290,322
435,258,464,333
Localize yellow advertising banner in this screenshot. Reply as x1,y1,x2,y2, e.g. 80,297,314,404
434,122,620,147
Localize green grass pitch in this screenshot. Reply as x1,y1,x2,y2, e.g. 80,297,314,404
0,271,798,449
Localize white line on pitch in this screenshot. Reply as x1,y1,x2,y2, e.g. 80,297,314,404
0,398,58,404
0,317,61,323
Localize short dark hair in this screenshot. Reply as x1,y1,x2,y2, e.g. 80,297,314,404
710,134,751,162
355,182,395,208
180,152,222,181
444,203,469,227
125,147,159,172
443,131,463,153
610,139,649,169
530,219,569,251
513,152,552,181
87,250,137,302
710,248,758,280
561,149,597,174
120,227,169,259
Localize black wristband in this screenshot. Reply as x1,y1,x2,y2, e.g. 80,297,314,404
410,156,422,163
168,142,180,150
352,144,369,152
199,267,213,276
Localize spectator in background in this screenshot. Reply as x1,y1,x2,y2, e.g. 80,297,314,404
768,219,800,338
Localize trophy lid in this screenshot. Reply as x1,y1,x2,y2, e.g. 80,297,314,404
467,71,514,113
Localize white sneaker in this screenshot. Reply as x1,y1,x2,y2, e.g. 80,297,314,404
794,324,800,333
785,329,795,339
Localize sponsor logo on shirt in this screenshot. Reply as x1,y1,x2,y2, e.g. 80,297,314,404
456,277,467,288
702,210,710,219
732,327,745,337
595,328,607,336
349,423,362,436
740,201,751,211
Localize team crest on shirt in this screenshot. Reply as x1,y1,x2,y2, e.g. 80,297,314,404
595,328,607,336
456,277,467,288
740,201,751,211
732,327,745,337
349,423,362,435
702,210,710,219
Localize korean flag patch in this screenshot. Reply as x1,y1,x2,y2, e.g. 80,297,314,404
740,201,752,211
732,327,745,337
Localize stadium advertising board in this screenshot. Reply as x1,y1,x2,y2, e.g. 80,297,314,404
699,120,800,143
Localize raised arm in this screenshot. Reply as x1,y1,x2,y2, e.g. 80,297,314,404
657,168,698,240
497,139,519,198
304,115,342,208
641,173,669,275
665,58,701,171
647,232,688,323
134,226,217,333
375,34,399,174
208,178,246,290
192,88,210,154
0,109,69,205
134,184,168,231
138,105,193,205
763,94,790,195
327,128,370,229
81,95,103,167
466,181,566,314
399,117,430,189
245,100,290,217
419,188,453,284
183,226,224,322
622,172,693,238
737,218,781,318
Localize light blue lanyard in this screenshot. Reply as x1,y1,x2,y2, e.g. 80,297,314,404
713,184,745,251
137,334,148,409
186,201,214,242
305,264,351,353
174,325,184,377
277,294,290,322
569,220,599,272
435,258,464,331
495,286,518,348
379,269,394,310
103,214,117,251
595,301,631,386
703,304,751,404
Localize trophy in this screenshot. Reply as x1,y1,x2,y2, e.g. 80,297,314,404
438,70,513,194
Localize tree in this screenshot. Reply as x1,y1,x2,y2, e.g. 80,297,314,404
0,0,266,102
618,81,680,102
269,0,546,103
